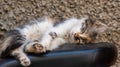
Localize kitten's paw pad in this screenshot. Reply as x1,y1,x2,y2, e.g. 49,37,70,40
49,32,57,39
20,57,31,66
33,43,45,53
34,43,43,50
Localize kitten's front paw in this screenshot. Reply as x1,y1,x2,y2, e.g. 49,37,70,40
20,57,31,66
33,43,46,53
49,32,57,39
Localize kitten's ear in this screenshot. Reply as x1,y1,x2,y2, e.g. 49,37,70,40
85,18,95,25
81,18,95,33
83,17,108,37
88,22,108,36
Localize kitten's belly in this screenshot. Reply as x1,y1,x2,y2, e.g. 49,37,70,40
25,33,42,40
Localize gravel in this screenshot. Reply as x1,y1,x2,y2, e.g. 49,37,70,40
0,0,120,66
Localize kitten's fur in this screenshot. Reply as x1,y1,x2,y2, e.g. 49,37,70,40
25,16,108,54
0,17,55,66
0,16,108,66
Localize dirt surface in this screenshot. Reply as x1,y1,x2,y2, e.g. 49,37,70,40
0,0,120,66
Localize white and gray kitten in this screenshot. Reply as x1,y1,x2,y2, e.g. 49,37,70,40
25,17,88,53
25,16,108,54
0,16,108,66
0,17,55,66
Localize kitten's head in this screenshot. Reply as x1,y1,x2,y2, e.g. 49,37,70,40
83,18,108,37
70,17,108,44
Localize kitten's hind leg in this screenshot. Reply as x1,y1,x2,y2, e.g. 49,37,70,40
25,32,58,53
25,31,58,53
11,48,31,66
24,41,46,53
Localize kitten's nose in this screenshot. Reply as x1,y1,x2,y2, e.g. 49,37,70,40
74,33,77,36
74,33,79,37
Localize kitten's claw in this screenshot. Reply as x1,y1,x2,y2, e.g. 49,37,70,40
20,57,31,66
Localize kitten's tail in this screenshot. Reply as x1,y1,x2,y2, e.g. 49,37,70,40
0,30,25,57
0,36,13,57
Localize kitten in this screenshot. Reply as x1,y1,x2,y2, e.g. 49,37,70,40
25,16,108,54
24,17,88,53
0,17,55,66
0,16,108,66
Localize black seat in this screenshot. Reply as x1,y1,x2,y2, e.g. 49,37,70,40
0,42,117,67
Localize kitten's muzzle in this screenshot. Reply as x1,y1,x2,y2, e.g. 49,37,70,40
74,33,92,44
